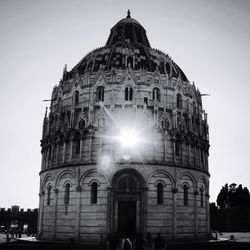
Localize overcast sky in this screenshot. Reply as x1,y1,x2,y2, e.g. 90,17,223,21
0,0,249,209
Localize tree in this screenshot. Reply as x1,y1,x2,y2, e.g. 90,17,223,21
216,184,228,208
216,183,250,208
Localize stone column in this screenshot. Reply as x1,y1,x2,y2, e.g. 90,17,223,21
201,150,204,169
41,151,45,170
79,136,83,161
142,187,148,234
75,185,81,241
99,137,103,157
51,144,54,166
38,191,45,238
194,146,196,168
45,149,49,169
180,143,183,165
164,136,167,162
153,107,157,125
194,191,198,238
62,142,66,163
172,188,178,239
206,194,210,234
199,148,202,168
55,143,59,165
188,145,191,166
88,136,93,161
154,137,157,161
69,139,73,161
107,187,112,233
53,188,58,239
173,140,176,164
109,187,115,232
205,152,209,172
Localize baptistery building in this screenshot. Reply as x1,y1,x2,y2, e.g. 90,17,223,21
38,12,210,242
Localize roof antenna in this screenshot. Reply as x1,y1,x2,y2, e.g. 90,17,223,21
127,9,131,18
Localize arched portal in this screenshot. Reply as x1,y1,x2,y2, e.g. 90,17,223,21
111,169,145,236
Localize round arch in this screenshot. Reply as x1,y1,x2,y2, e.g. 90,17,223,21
41,174,54,191
147,170,175,188
80,169,110,186
111,168,146,188
55,170,77,188
177,172,197,191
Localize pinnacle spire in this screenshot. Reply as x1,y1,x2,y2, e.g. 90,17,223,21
127,9,131,18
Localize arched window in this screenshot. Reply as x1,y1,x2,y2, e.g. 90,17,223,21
96,86,104,102
78,119,86,129
200,188,204,207
161,119,169,130
175,140,180,156
125,87,133,101
64,183,70,205
201,150,204,167
183,185,188,206
153,88,161,101
177,93,182,109
74,90,79,106
127,56,133,67
125,87,128,100
157,183,164,204
48,146,52,160
47,186,51,206
74,133,81,154
118,176,136,193
91,182,98,204
98,118,105,128
161,120,165,130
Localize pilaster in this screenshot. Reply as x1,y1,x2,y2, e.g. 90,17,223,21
62,142,66,163
79,136,83,161
188,145,191,166
53,188,58,239
69,139,73,161
88,136,93,161
142,187,148,235
55,143,59,165
38,191,45,237
172,188,178,239
206,193,210,234
75,185,81,241
194,190,198,238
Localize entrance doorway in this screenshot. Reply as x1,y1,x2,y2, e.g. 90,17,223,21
118,201,136,236
111,169,145,235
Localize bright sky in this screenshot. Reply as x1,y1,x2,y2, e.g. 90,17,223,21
0,0,249,209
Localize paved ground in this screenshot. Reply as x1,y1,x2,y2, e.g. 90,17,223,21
217,232,250,242
0,233,28,243
1,232,250,249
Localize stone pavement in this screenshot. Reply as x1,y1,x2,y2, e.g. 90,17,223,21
0,233,28,243
1,233,250,250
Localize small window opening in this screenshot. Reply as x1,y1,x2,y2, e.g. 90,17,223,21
91,182,98,204
183,185,188,206
157,183,164,204
64,183,70,205
47,186,51,206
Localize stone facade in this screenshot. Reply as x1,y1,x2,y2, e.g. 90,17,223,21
38,12,210,242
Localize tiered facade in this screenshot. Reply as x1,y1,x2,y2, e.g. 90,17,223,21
38,12,210,242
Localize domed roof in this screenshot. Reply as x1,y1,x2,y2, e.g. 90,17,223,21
116,10,141,26
106,10,150,47
68,11,188,82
